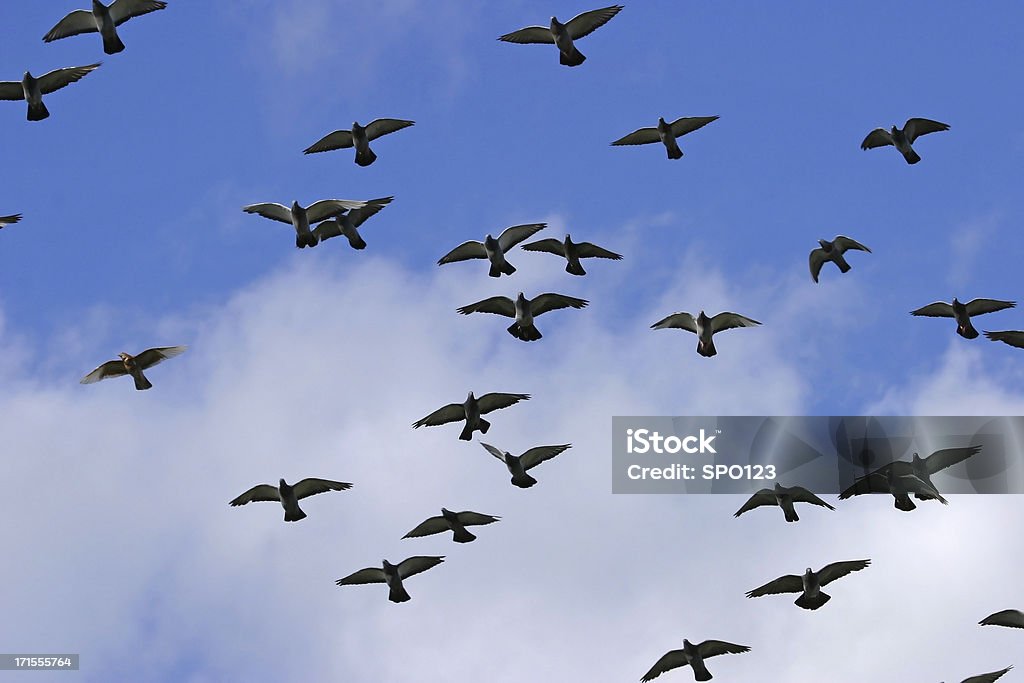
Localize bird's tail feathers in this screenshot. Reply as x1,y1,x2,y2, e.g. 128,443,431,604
509,322,542,341
452,527,477,543
795,591,831,610
103,33,126,54
512,472,538,488
27,101,49,121
902,148,921,165
698,338,717,357
389,584,411,603
355,148,377,167
560,47,586,66
133,374,153,391
566,260,586,276
894,495,917,512
284,508,307,522
348,233,367,250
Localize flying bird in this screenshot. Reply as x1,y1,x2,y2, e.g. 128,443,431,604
520,234,622,275
413,391,530,441
984,330,1024,349
839,467,948,512
310,196,393,250
457,291,588,341
861,117,949,164
641,638,750,682
303,119,415,166
979,609,1024,629
480,442,571,488
438,223,546,277
0,63,101,121
847,446,981,501
0,214,22,229
809,235,871,283
498,5,624,67
733,482,835,522
242,198,369,248
403,508,500,543
651,310,760,357
911,298,1016,339
80,345,186,390
229,478,352,522
335,556,444,603
745,559,871,610
43,1,167,54
941,667,1014,683
611,116,719,159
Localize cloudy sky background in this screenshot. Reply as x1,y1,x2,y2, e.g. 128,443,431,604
1,1,1024,681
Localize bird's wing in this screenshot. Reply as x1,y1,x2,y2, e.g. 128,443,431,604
479,442,507,462
709,312,761,333
242,203,293,224
985,330,1024,348
575,242,622,260
109,0,167,25
529,293,589,317
37,63,101,95
669,115,719,137
808,248,828,283
745,574,803,597
640,650,688,682
311,220,343,242
733,489,777,516
335,568,386,585
860,128,893,149
438,241,487,265
346,196,393,228
965,298,1016,316
412,403,465,428
816,559,871,586
923,445,981,474
307,199,368,223
43,10,98,41
396,555,445,580
788,487,835,509
910,302,955,318
696,640,751,658
565,5,624,39
651,312,697,332
0,82,25,101
0,214,24,227
497,223,546,251
832,236,871,253
133,345,187,370
303,130,354,154
610,127,660,146
229,484,281,506
520,238,566,256
497,26,555,44
897,474,948,503
402,516,450,539
979,610,1024,628
521,444,571,470
80,359,127,384
364,118,415,141
838,472,888,499
961,667,1013,683
456,511,501,527
903,117,950,143
292,478,353,500
477,392,531,414
456,296,516,317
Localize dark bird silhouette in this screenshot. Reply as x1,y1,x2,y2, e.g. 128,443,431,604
641,638,750,682
611,116,718,159
311,197,393,250
984,330,1024,349
80,345,186,390
335,556,444,603
438,223,545,277
746,559,871,610
911,298,1015,339
521,234,621,275
979,610,1024,629
861,118,949,164
303,119,414,166
43,0,167,54
243,198,370,248
229,478,352,522
457,292,588,341
480,442,571,488
734,482,834,522
413,391,530,441
809,235,871,283
839,467,948,511
844,446,981,502
0,64,100,121
652,310,760,357
498,5,624,67
403,508,500,543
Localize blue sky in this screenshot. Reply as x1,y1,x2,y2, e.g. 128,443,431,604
2,1,1024,682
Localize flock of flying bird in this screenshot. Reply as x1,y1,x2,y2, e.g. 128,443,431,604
3,2,1022,681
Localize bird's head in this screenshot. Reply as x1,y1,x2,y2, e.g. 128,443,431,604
23,71,34,81
382,559,396,571
696,311,710,325
952,297,962,306
550,16,560,27
774,482,785,491
682,639,694,650
657,117,668,127
890,125,899,134
466,391,476,402
818,239,832,250
564,233,573,244
279,478,288,487
804,567,813,575
441,508,456,519
516,292,527,303
912,452,923,463
290,200,302,212
93,0,106,10
483,234,499,248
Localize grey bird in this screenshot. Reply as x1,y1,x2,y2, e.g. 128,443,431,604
229,478,352,522
0,214,22,229
413,391,530,441
80,345,186,390
43,1,167,54
611,116,719,159
849,446,981,502
310,196,393,250
335,556,444,603
520,233,622,275
746,559,871,610
651,310,761,358
984,330,1024,349
438,223,546,277
839,467,948,512
303,119,415,166
641,638,750,682
861,117,949,164
242,198,369,248
941,667,1013,683
734,482,835,522
0,63,101,121
498,5,624,67
480,442,571,488
809,235,871,283
457,291,588,341
403,508,500,543
980,610,1024,629
911,298,1016,340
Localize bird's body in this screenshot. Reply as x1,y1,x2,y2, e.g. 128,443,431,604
413,391,530,441
457,291,588,341
480,442,571,488
861,117,949,164
734,482,834,522
43,1,167,54
611,116,719,159
303,119,414,166
310,197,393,250
335,556,444,603
840,464,950,512
438,223,546,277
229,478,352,522
403,508,500,543
911,298,1015,339
746,559,871,610
80,345,186,390
641,638,751,682
0,64,101,121
651,310,760,357
243,198,369,248
521,233,622,275
809,236,871,282
498,6,624,67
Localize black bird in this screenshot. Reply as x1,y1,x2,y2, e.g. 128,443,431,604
80,346,186,390
311,197,393,250
521,234,622,275
641,638,750,682
480,442,571,488
229,478,352,522
498,5,624,67
0,64,101,121
809,236,871,283
303,119,414,166
611,116,718,159
746,559,871,610
336,556,444,603
839,467,948,512
911,298,1016,339
438,224,546,277
413,391,530,441
984,331,1024,349
861,118,949,164
403,508,500,543
43,1,167,54
734,483,834,522
457,292,588,342
651,310,760,357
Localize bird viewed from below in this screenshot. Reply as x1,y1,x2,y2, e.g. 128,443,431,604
498,5,624,67
438,223,546,277
733,482,835,522
242,198,370,249
839,467,949,511
940,666,1014,683
520,233,622,275
310,196,394,250
651,310,761,357
43,0,167,55
80,345,186,390
480,442,571,488
402,508,501,543
983,330,1024,349
0,63,101,121
979,610,1024,629
303,119,415,166
809,235,871,283
412,391,530,440
861,117,950,164
335,556,444,603
848,446,981,501
745,559,871,610
0,214,23,228
457,291,588,341
611,115,719,159
911,298,1016,339
229,478,352,522
641,638,751,682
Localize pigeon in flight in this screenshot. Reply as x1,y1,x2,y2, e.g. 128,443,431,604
335,556,444,603
0,214,22,229
941,667,1014,683
43,1,167,54
403,508,500,543
80,345,186,390
521,234,622,275
611,116,719,159
457,291,588,341
745,559,871,610
498,5,624,67
310,196,393,250
438,223,546,277
809,235,871,283
242,198,369,249
911,298,1016,339
303,119,414,166
651,310,761,358
412,391,530,441
0,64,101,121
861,118,949,164
839,467,948,512
850,446,981,501
229,478,352,522
979,610,1024,629
480,442,571,488
734,482,835,522
984,330,1024,349
641,638,750,682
